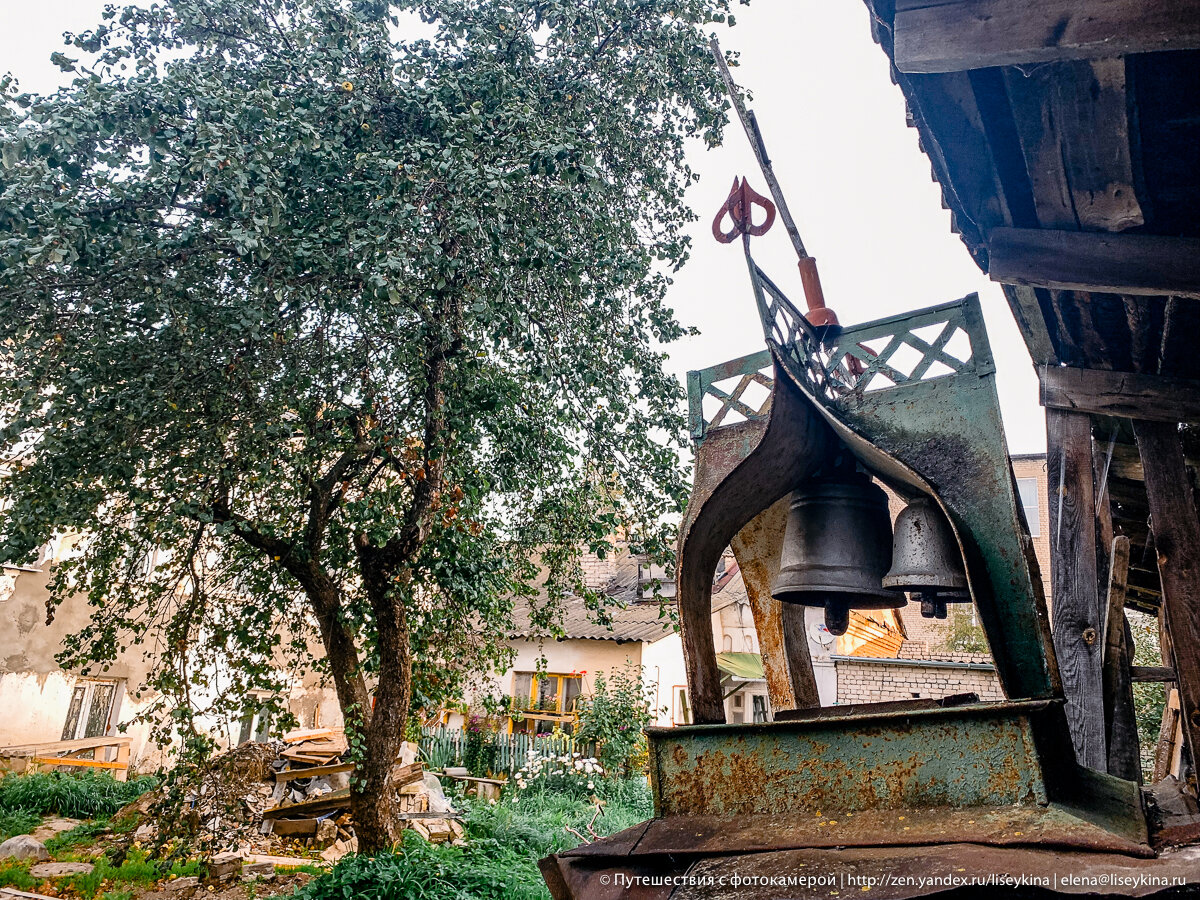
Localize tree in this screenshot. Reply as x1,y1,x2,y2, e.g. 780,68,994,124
0,0,741,850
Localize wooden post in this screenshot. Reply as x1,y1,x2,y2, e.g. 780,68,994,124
1046,408,1106,769
1101,536,1141,782
1133,420,1200,783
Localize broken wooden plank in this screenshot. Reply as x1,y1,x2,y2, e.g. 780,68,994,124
1101,535,1141,782
1153,693,1181,782
894,0,1200,74
269,818,318,837
989,228,1200,300
273,763,354,783
263,788,350,820
1041,366,1200,424
0,736,131,757
1133,420,1200,782
1047,407,1106,770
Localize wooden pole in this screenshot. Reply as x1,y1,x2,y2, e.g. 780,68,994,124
708,37,808,261
1133,420,1200,785
1101,535,1141,781
1046,407,1106,769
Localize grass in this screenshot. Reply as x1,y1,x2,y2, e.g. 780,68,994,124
0,771,159,820
0,858,37,891
0,808,42,840
293,778,653,900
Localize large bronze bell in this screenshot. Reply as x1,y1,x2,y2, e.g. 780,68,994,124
771,475,905,636
883,496,969,620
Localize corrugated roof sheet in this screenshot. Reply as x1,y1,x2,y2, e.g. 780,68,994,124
509,554,676,643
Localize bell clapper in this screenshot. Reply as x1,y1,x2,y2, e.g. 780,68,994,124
825,600,851,636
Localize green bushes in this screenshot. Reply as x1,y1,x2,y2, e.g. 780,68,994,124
0,809,41,840
0,771,158,820
293,778,654,900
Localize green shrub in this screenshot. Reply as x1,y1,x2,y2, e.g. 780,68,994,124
0,771,158,819
573,667,655,775
0,808,40,840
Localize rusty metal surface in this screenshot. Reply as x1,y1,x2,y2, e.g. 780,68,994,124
585,804,1151,858
676,370,836,725
648,701,1051,817
730,498,818,711
674,843,1200,899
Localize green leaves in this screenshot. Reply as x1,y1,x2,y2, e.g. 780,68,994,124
0,0,735,778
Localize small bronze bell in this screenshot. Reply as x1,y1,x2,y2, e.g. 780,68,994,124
883,497,970,619
772,475,905,636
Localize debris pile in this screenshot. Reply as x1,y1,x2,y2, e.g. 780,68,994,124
134,729,464,862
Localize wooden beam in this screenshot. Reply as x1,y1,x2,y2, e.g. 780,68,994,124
1101,536,1141,782
1047,408,1106,769
1134,420,1200,784
1041,365,1200,424
987,228,1200,300
1130,666,1176,683
894,0,1200,74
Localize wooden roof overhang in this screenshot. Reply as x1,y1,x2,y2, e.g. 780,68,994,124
860,0,1200,777
862,0,1200,612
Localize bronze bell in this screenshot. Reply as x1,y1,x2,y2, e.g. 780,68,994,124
883,496,969,620
772,475,905,636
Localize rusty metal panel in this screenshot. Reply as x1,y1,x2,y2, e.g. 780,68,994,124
648,701,1051,817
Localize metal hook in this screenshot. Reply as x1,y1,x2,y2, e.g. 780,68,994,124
712,177,776,244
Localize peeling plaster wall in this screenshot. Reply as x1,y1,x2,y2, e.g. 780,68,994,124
0,566,163,766
0,563,342,768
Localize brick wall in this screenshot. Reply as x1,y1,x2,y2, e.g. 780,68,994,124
835,653,1003,704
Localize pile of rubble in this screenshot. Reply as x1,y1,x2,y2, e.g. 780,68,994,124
133,729,463,863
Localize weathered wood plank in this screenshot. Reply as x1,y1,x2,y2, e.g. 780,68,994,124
1153,691,1180,782
1130,666,1176,683
988,228,1200,299
894,0,1200,74
1101,536,1141,781
1041,365,1200,423
1003,59,1142,232
1133,420,1200,785
1047,408,1106,769
1000,285,1057,366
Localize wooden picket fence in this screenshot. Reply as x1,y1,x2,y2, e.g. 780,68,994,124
418,726,592,778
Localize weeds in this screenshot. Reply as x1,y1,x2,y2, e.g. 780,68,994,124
294,778,653,900
46,818,114,853
0,808,41,840
0,859,36,891
0,772,159,819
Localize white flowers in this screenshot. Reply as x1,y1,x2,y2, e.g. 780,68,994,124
510,750,604,794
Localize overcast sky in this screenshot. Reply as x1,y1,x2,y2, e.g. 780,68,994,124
0,1,1046,454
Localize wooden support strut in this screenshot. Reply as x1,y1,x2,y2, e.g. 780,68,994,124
1101,535,1141,782
1046,407,1106,770
1134,420,1200,785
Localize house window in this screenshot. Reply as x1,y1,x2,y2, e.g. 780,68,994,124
730,692,744,725
1016,478,1040,537
61,680,119,741
751,695,768,723
673,686,691,725
512,672,583,715
722,634,733,652
237,699,275,744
